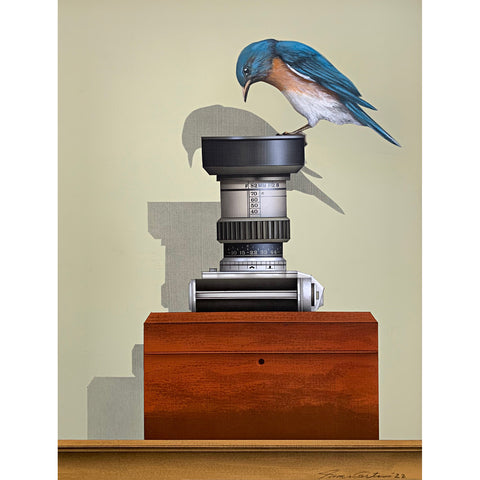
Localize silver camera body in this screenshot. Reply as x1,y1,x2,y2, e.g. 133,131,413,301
189,136,324,312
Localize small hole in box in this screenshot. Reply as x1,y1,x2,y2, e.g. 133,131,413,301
258,358,265,365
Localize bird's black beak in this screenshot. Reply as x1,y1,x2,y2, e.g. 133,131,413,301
243,79,252,102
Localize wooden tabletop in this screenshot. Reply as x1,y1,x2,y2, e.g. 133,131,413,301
59,440,422,480
59,439,421,452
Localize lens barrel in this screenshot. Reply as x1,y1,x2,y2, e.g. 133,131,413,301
202,136,305,272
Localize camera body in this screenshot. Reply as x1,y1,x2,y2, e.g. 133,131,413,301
189,136,324,312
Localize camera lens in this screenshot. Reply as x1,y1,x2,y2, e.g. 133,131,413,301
202,136,305,272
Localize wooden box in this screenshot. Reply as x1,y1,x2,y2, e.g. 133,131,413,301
144,312,378,439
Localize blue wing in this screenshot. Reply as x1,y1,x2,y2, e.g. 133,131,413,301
275,41,376,111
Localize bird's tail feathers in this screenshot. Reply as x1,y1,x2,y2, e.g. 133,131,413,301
334,85,377,110
346,102,400,147
355,97,377,111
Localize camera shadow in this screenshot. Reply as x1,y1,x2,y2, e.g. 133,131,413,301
86,105,343,440
87,344,144,439
148,201,221,312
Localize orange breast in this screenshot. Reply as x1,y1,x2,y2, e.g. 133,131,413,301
266,57,334,98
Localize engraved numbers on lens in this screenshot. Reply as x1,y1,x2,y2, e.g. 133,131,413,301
248,189,261,217
224,243,283,258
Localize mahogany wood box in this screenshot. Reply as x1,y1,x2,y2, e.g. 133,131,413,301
144,312,378,440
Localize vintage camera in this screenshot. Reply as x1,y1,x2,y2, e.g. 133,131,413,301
189,136,324,312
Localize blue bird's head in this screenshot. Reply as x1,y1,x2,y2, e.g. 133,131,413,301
236,39,277,101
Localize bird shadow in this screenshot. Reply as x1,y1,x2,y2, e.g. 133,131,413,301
181,105,344,214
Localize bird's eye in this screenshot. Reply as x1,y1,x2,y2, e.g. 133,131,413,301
243,66,250,76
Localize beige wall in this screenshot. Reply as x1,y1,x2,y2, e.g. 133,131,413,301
59,0,421,439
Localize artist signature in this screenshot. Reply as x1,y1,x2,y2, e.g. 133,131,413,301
318,471,407,479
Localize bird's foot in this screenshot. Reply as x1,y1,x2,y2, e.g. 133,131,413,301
286,123,311,135
276,131,305,136
276,131,307,145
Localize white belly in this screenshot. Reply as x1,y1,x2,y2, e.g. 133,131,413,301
282,88,361,127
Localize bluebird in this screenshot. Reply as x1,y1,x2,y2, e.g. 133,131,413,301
236,39,400,146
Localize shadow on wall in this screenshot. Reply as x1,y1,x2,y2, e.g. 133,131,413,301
87,345,144,439
149,202,221,312
86,106,344,440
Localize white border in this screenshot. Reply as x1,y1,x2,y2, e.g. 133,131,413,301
423,0,479,477
0,1,57,477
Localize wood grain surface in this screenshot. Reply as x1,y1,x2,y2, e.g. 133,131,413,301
145,311,378,324
58,440,422,480
144,312,377,354
144,312,379,440
59,440,421,452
